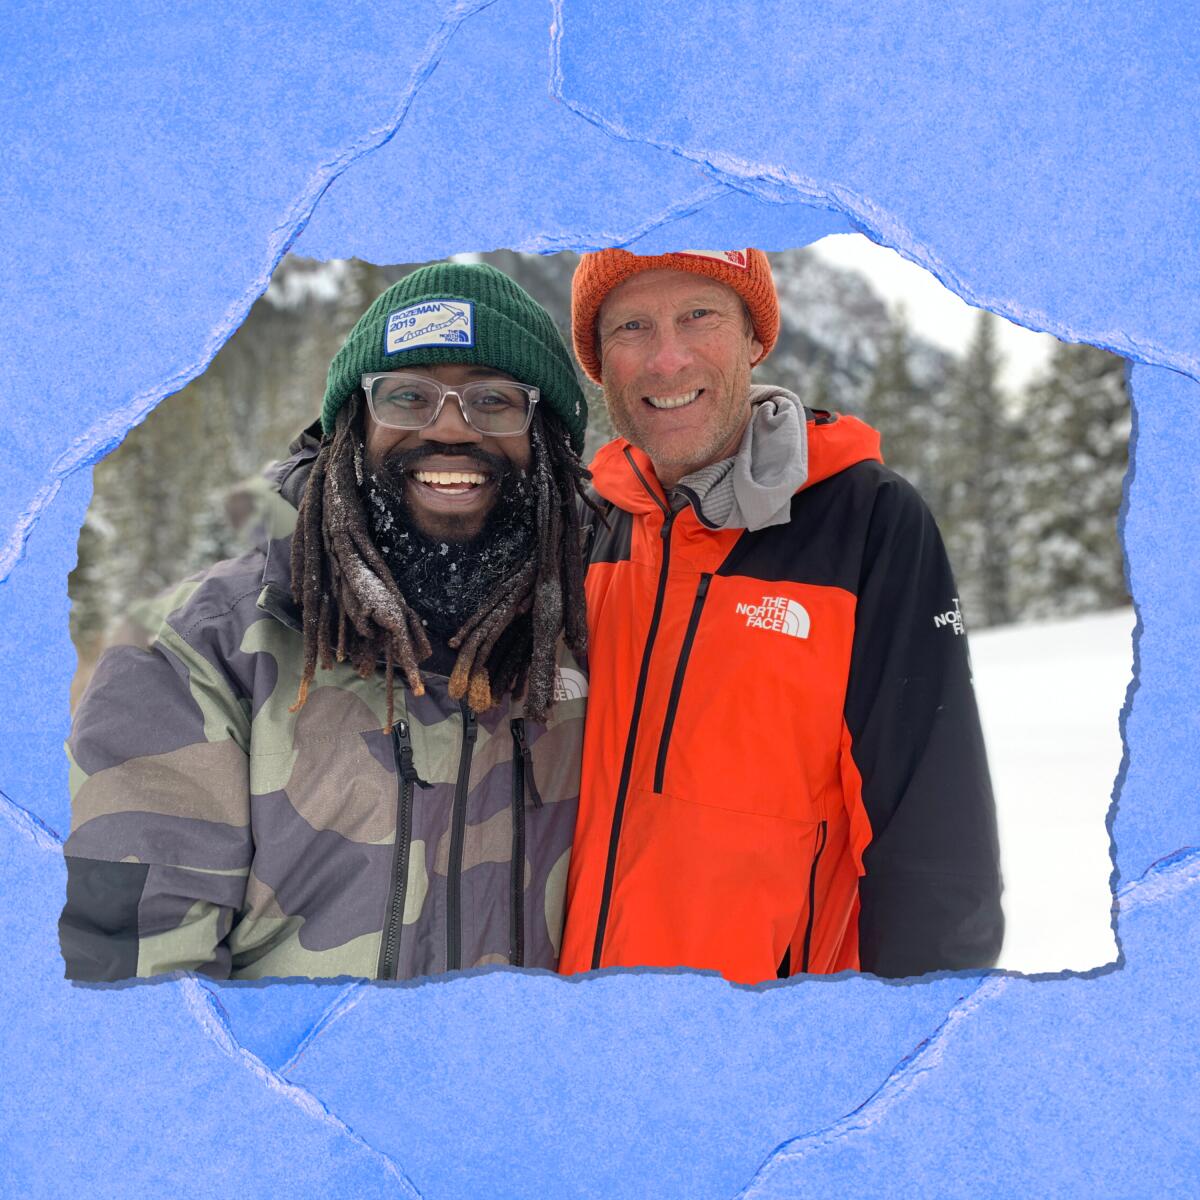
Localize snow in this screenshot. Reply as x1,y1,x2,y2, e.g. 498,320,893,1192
971,607,1132,973
264,257,349,308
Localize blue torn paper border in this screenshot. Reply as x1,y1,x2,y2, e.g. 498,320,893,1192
2,3,1197,1196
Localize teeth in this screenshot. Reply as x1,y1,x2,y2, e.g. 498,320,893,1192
413,470,486,485
645,389,700,410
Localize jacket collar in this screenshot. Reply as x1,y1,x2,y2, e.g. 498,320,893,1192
589,405,883,526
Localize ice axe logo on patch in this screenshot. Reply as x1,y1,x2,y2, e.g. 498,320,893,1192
384,299,475,353
390,304,468,345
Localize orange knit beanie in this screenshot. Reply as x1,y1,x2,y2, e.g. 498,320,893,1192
571,248,780,383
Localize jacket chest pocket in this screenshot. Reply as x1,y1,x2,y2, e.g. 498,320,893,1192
250,720,398,847
648,576,839,824
248,667,397,834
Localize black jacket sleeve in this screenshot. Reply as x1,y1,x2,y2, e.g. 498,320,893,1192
844,473,1004,976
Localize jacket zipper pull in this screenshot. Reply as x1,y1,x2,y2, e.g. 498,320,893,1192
512,719,544,808
394,719,430,788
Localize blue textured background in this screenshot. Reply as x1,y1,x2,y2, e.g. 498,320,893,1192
2,2,1196,1195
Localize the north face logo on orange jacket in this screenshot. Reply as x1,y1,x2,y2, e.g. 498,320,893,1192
735,595,811,638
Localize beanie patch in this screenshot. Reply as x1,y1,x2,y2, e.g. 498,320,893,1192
676,249,749,269
383,299,475,353
322,261,588,450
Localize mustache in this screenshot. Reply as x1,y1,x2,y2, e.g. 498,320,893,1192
379,442,513,479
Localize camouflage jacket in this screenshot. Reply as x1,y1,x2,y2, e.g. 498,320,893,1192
60,436,585,981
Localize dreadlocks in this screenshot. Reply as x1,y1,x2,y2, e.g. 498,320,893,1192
289,394,597,730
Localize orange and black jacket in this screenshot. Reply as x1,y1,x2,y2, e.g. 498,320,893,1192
559,410,1004,982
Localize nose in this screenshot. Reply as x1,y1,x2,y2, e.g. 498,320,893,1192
419,391,483,445
642,325,693,379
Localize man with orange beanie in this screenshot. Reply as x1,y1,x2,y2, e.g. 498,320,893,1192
559,248,1003,982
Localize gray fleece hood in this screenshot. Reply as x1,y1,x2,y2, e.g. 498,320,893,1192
672,383,809,531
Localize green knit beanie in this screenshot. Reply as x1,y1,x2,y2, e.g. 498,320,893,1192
322,262,587,452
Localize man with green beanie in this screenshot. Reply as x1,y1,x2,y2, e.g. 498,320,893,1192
60,262,594,981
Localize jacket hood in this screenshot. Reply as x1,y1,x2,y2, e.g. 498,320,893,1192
674,384,807,531
253,421,323,620
589,391,883,529
262,420,323,518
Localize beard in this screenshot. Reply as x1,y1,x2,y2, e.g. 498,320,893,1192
602,357,754,486
361,444,537,639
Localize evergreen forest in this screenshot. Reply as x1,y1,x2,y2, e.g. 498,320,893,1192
69,249,1131,700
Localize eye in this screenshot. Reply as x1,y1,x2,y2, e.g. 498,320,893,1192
380,388,428,408
473,389,513,410
466,383,528,411
374,379,436,410
687,308,713,320
604,317,649,341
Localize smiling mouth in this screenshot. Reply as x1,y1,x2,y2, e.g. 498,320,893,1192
644,388,702,410
410,468,489,496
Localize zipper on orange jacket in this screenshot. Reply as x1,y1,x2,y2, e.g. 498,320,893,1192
591,452,675,969
800,820,829,972
653,572,712,792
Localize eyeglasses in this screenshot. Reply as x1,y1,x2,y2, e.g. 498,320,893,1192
361,372,539,437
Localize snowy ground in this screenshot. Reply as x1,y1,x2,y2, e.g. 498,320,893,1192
971,607,1133,973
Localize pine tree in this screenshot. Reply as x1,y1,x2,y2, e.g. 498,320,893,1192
861,307,944,508
801,351,835,412
1008,343,1130,618
943,311,1013,628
